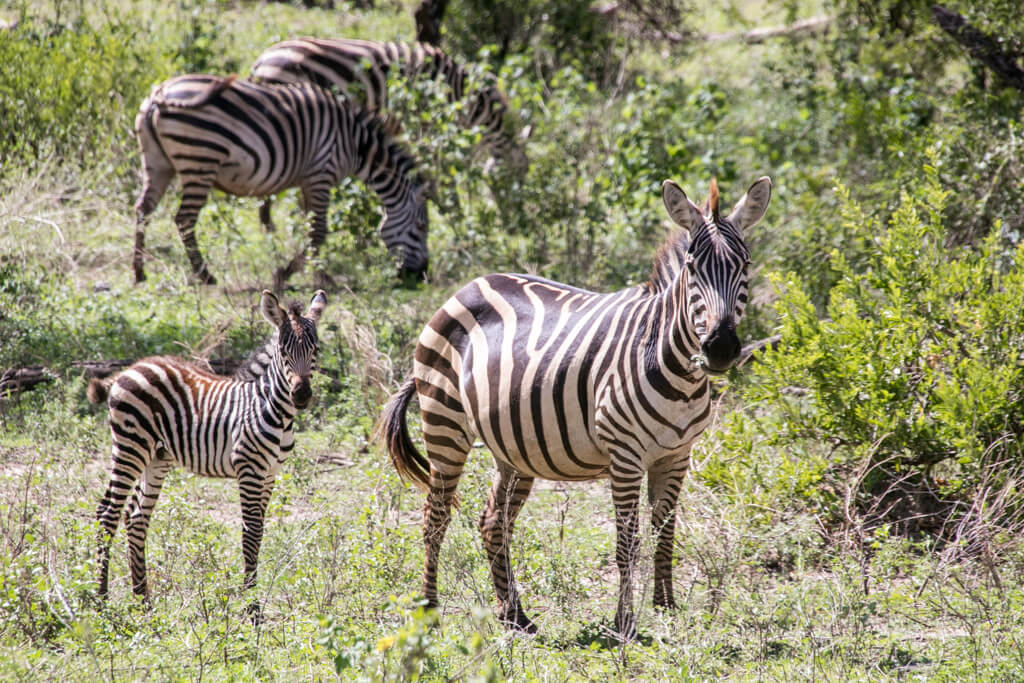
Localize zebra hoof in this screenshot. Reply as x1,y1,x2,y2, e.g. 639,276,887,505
246,601,264,626
196,270,218,286
497,605,538,634
653,595,677,610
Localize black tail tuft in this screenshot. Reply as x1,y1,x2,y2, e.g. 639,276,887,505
86,377,111,405
376,375,430,491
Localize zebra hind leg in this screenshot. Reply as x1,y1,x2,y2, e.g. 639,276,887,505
95,450,146,599
258,197,275,232
173,175,217,285
479,462,536,633
124,459,172,599
421,463,465,612
132,159,174,284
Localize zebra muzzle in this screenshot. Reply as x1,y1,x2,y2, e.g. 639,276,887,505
700,322,741,374
291,379,313,408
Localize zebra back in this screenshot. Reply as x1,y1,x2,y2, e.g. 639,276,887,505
251,37,525,167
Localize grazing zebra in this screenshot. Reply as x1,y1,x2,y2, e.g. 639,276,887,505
132,74,429,287
250,38,526,170
90,289,327,616
380,177,771,638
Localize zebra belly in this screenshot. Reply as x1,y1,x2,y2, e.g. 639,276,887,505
158,423,237,478
463,382,610,482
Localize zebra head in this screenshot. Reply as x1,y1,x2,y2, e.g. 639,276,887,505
380,179,431,281
661,177,772,374
260,289,327,409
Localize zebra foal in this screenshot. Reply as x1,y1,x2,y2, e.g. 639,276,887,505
133,74,429,287
380,177,771,638
90,289,327,615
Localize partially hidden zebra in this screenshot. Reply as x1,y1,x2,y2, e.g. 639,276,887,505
133,74,430,287
90,289,327,618
250,38,526,172
379,177,771,638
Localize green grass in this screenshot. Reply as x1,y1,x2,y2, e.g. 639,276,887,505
2,0,1024,679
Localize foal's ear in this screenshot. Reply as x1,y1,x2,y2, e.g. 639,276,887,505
306,290,327,323
727,176,772,232
662,180,705,232
260,289,287,327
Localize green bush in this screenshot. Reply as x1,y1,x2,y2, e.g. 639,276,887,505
733,157,1024,525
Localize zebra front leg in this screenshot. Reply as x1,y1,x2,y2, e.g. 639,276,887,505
275,184,331,289
479,462,536,633
174,176,217,285
124,459,172,598
611,458,643,641
647,452,690,610
237,468,272,623
96,453,145,598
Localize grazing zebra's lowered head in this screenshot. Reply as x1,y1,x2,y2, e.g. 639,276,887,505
659,176,772,374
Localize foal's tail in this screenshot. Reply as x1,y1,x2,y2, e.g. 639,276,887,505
376,375,430,492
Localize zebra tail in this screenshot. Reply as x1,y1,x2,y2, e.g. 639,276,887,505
377,375,431,492
86,377,114,405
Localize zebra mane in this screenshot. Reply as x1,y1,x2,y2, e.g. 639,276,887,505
233,333,277,382
646,229,691,293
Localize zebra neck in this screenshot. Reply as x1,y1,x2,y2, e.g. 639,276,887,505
347,113,418,214
655,271,704,385
257,358,298,417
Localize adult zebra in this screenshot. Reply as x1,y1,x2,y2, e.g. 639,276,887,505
380,177,771,638
90,289,326,618
250,38,526,171
132,74,430,287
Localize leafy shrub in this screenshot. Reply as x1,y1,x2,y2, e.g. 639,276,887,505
732,158,1024,530
0,14,167,177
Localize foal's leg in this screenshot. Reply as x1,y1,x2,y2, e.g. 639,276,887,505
124,458,173,598
96,445,147,598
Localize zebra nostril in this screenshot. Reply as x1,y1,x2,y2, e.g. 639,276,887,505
292,381,312,407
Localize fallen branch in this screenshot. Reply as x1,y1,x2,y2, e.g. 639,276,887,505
704,15,831,45
0,366,56,396
737,334,782,368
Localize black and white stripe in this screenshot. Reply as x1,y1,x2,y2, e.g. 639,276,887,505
91,290,327,617
380,177,771,638
251,38,525,167
132,74,429,286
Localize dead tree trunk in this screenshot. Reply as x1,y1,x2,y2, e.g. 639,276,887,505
932,4,1024,92
414,0,448,46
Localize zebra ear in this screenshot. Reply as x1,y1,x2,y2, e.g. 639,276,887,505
260,289,287,327
727,176,772,232
662,180,704,232
306,290,327,322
